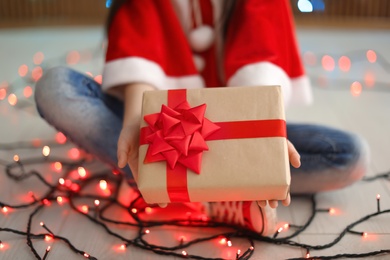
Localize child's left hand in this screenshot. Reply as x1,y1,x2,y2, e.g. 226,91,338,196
258,140,300,208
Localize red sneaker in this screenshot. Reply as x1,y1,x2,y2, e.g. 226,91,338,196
205,201,277,236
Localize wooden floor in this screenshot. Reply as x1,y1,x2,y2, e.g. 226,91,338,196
0,27,390,259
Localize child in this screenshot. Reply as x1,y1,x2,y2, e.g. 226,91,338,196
35,0,368,235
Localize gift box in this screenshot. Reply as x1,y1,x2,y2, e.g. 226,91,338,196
137,86,290,204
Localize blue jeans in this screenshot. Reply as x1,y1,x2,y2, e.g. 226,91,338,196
34,67,368,194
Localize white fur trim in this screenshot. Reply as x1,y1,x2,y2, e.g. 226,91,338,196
290,76,313,106
102,57,204,99
227,62,313,107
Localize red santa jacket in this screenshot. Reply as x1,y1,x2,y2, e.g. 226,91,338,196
102,0,312,107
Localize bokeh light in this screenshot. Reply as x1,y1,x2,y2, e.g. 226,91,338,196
303,51,317,66
321,55,335,71
33,52,45,65
350,81,362,97
23,86,33,98
55,132,67,144
338,56,351,72
66,51,80,65
32,66,43,81
18,64,29,77
364,71,375,88
366,50,377,63
8,94,18,106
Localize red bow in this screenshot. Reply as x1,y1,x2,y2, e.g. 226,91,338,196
143,101,220,174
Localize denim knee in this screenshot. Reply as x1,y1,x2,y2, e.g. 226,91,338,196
34,66,73,118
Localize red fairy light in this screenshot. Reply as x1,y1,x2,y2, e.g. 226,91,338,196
18,64,29,77
112,169,120,175
119,244,126,251
33,52,44,65
283,223,290,229
55,132,67,144
219,237,227,245
0,88,6,100
99,180,108,190
78,167,87,179
364,71,375,88
2,207,9,214
52,162,62,172
366,50,377,63
57,196,64,205
59,178,65,185
131,208,137,214
350,81,362,97
338,56,351,72
45,235,53,241
321,55,335,71
144,229,150,234
303,51,316,66
362,232,368,238
145,207,152,214
80,205,89,214
83,252,90,258
8,93,17,106
68,148,81,159
32,66,43,81
227,240,232,247
23,86,33,98
0,242,4,249
42,146,50,157
66,51,80,65
70,183,80,192
13,155,20,162
42,199,51,206
94,200,100,207
182,251,188,256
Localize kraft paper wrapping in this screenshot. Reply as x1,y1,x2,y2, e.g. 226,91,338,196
137,86,290,204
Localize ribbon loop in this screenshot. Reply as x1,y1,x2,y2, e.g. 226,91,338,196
143,100,219,174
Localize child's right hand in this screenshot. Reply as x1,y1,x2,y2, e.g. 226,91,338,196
116,83,155,176
117,122,140,176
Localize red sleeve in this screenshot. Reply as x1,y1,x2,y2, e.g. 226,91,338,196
224,0,305,80
106,0,196,76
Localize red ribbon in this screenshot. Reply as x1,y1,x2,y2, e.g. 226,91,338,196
140,89,286,202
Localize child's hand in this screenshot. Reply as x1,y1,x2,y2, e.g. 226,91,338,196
117,122,140,176
258,140,300,208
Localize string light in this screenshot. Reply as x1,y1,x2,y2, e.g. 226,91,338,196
273,227,284,238
329,208,336,215
57,196,64,205
18,64,28,77
42,146,50,157
131,208,137,214
8,93,17,106
350,81,362,97
33,52,44,65
99,180,108,190
182,250,188,256
236,249,241,259
78,167,87,179
1,137,390,259
83,252,90,258
58,178,65,185
306,249,310,258
55,132,67,144
321,55,335,71
42,246,51,260
2,206,9,214
23,86,33,98
377,194,381,212
0,241,4,249
53,162,62,172
144,207,152,214
40,222,54,235
366,50,377,63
